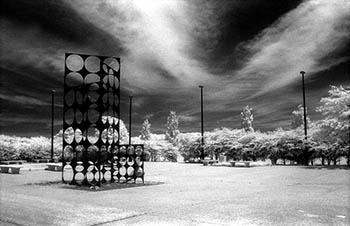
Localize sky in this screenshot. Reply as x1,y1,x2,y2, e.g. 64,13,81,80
0,0,349,137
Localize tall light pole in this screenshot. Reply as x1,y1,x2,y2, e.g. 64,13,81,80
129,95,133,145
300,71,308,165
300,71,307,140
199,85,204,159
51,89,55,162
347,104,350,166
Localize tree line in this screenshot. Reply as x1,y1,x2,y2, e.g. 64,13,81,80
0,85,349,165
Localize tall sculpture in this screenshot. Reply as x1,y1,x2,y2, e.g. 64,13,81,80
62,53,144,186
241,105,254,133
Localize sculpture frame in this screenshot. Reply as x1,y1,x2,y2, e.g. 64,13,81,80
62,53,144,186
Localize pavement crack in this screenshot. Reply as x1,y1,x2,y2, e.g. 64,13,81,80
88,213,147,226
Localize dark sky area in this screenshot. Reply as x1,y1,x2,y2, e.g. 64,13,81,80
0,0,349,137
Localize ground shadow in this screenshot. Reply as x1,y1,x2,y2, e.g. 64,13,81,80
26,180,164,191
299,165,350,170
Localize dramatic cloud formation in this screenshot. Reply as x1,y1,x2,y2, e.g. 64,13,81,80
67,0,216,93
0,0,349,136
234,0,349,96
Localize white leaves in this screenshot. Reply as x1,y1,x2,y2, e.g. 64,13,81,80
140,119,151,140
313,85,350,143
165,111,180,144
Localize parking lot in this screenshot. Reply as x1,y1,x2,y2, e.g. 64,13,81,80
0,162,349,226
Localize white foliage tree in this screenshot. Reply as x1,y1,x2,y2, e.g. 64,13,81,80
314,85,350,144
165,111,180,144
312,85,350,165
241,105,254,132
291,104,311,129
140,119,151,140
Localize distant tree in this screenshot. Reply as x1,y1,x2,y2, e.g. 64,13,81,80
0,135,55,161
119,119,129,144
179,138,203,162
165,111,180,144
140,119,151,140
315,86,350,141
291,104,311,129
241,106,254,132
314,85,350,165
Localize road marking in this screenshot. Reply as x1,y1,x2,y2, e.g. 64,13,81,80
298,210,305,213
89,213,147,226
336,215,346,219
304,213,319,218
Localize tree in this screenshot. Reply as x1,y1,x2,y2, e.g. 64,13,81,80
316,86,350,142
0,135,57,161
291,104,311,129
118,119,129,144
314,85,350,165
140,119,151,140
241,106,254,132
165,111,180,145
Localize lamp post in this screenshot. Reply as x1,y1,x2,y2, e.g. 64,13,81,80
300,71,307,140
129,95,133,146
300,71,308,165
199,85,204,159
51,89,55,162
348,104,350,166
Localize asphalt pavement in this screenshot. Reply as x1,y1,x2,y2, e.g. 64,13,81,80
0,162,349,226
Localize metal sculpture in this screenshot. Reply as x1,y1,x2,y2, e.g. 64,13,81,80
62,53,144,186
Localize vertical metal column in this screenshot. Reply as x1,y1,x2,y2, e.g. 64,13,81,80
300,71,308,166
51,89,55,162
300,71,307,140
199,85,204,159
129,95,133,145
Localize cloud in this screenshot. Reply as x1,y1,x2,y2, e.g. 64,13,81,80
66,0,218,94
0,115,49,126
179,115,198,123
1,0,349,136
0,94,49,106
0,19,63,76
231,0,350,96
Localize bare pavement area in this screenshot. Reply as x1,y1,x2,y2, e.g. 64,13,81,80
0,162,349,226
